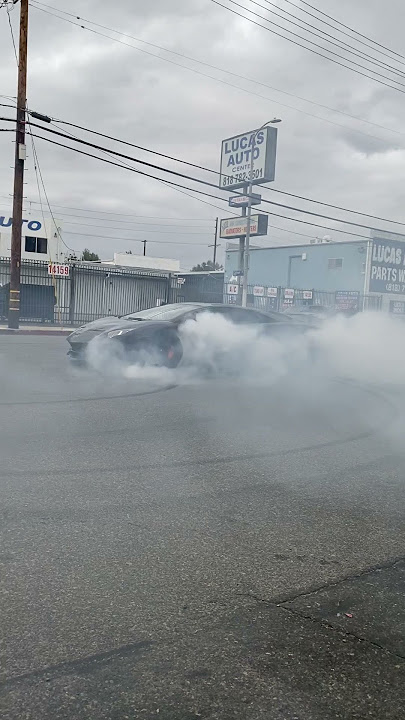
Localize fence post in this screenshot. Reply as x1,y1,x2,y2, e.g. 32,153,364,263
69,263,76,325
166,274,172,305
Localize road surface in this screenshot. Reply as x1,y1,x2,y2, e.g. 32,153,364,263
1,336,404,719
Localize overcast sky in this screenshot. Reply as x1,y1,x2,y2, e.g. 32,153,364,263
1,0,405,269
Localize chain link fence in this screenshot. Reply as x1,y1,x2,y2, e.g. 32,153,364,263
223,283,382,314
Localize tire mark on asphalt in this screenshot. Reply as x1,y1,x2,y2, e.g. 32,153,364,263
0,383,178,407
0,640,153,689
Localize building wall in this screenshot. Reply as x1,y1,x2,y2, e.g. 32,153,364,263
104,253,180,272
225,241,369,292
0,217,64,262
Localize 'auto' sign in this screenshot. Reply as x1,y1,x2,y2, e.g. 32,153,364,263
219,126,277,190
0,216,43,232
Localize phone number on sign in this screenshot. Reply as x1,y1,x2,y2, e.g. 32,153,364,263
221,168,264,187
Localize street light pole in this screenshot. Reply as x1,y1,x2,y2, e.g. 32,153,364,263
241,118,281,308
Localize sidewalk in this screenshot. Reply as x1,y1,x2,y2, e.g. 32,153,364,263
0,324,72,336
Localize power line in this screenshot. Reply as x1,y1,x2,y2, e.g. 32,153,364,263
25,116,75,253
6,3,18,64
9,113,405,227
3,113,405,230
211,0,405,95
243,0,405,79
46,214,215,228
25,129,377,241
60,220,214,235
0,198,215,221
28,2,405,145
21,118,405,231
63,231,211,247
284,0,405,62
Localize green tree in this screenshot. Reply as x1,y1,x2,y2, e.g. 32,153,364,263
81,248,100,262
191,260,223,272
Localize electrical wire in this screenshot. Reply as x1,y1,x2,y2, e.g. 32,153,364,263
63,231,211,247
61,220,214,235
16,115,405,227
6,3,18,64
3,113,405,230
26,119,75,253
210,0,405,95
48,214,215,228
28,2,405,145
243,0,405,79
25,129,376,241
3,199,215,221
20,120,405,234
284,0,405,62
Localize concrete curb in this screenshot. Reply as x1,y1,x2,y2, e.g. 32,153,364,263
0,328,72,336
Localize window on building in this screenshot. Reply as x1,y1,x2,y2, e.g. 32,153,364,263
25,236,48,254
328,258,343,270
25,236,36,253
36,237,48,254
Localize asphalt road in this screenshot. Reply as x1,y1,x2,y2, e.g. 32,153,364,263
1,336,404,719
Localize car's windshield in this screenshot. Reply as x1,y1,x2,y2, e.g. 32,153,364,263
124,304,198,321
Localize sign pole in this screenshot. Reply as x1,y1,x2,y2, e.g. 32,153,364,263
8,0,29,330
238,185,248,305
241,161,255,307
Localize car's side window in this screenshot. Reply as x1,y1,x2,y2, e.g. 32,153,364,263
201,307,274,324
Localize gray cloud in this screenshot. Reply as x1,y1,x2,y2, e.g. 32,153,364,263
1,0,405,267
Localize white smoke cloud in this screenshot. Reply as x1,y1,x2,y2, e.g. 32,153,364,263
311,312,405,386
83,310,405,391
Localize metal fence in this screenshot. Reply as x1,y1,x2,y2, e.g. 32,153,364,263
0,258,171,325
0,258,384,326
223,284,383,313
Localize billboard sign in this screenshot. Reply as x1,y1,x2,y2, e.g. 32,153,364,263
219,126,277,190
335,290,360,311
369,237,405,294
228,193,262,208
220,214,268,239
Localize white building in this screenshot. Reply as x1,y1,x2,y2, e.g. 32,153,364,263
103,252,180,273
0,215,65,262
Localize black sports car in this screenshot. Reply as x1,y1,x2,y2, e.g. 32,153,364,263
67,302,307,368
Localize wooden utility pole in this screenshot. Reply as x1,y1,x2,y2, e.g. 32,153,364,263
8,0,29,329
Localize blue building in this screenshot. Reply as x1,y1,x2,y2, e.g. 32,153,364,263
225,239,369,294
225,233,405,312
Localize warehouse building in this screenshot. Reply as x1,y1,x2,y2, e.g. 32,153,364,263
224,231,405,313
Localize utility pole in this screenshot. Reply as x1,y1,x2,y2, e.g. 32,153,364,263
142,239,147,256
8,0,29,329
208,217,220,267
